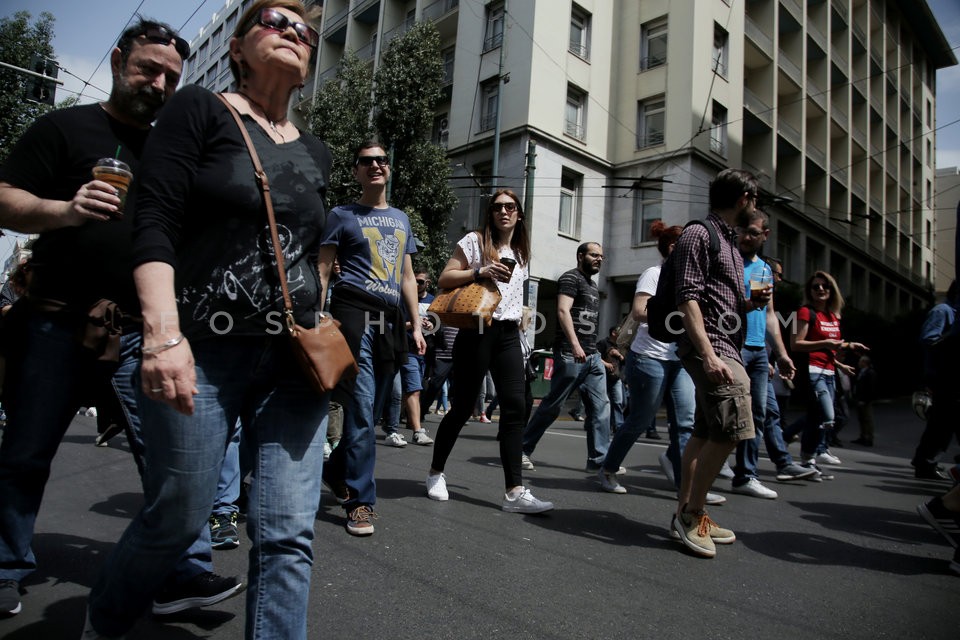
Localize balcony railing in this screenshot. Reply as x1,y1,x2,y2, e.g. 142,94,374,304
569,41,590,60
744,87,773,126
709,136,726,156
323,7,349,37
423,0,459,22
807,144,826,168
636,131,664,149
745,16,772,52
483,32,503,53
778,51,801,85
479,112,496,132
778,120,801,148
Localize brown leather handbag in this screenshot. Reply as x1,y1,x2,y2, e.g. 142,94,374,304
216,94,358,393
428,233,503,329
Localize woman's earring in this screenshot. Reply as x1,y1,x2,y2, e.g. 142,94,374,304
298,83,305,101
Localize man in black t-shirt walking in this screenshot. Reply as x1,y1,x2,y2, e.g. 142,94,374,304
522,242,612,471
0,20,239,621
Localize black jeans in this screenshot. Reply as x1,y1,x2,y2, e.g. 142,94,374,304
431,320,526,488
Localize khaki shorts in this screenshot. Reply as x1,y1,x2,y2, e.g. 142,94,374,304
680,352,755,443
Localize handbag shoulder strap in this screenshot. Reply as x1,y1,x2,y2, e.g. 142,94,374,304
215,93,296,328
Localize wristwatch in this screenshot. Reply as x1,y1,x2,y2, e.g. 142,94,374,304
473,267,481,281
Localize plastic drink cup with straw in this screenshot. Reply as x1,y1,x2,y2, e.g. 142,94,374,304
91,147,132,218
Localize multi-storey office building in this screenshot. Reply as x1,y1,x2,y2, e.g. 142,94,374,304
934,165,958,296
186,0,955,338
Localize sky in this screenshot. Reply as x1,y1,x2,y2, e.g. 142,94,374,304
1,0,959,265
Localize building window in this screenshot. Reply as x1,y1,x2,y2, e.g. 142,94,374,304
640,19,667,70
483,3,504,52
632,189,663,245
637,98,665,148
441,47,455,86
565,86,586,140
479,81,499,132
433,113,450,149
569,4,591,60
212,26,223,49
558,171,582,237
712,24,728,77
710,101,727,156
226,10,238,35
198,41,209,65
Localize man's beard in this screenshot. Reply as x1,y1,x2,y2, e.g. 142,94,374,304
581,259,600,275
112,75,165,126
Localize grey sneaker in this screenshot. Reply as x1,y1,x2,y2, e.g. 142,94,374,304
412,429,434,445
502,487,554,513
521,454,535,470
426,472,449,501
385,432,407,447
776,463,818,481
598,468,626,494
0,579,20,616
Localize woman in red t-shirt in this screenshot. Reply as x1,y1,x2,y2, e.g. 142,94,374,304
789,271,867,471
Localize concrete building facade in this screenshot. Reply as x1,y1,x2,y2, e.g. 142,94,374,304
183,0,956,340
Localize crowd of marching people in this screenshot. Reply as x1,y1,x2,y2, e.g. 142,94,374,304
0,2,957,638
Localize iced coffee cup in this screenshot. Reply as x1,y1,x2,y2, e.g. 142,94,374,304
92,158,133,217
749,266,773,301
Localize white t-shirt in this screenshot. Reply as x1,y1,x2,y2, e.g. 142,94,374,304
458,232,527,322
630,264,679,361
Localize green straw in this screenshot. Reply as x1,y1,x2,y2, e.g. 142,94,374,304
115,145,121,159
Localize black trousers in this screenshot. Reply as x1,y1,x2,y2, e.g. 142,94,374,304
431,320,526,488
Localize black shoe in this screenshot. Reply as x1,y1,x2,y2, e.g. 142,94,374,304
645,430,662,440
916,466,951,481
851,437,873,446
0,579,21,616
152,572,243,615
322,478,349,505
209,512,240,550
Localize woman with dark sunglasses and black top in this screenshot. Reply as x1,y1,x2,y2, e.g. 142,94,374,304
788,271,868,477
425,189,554,514
86,2,331,638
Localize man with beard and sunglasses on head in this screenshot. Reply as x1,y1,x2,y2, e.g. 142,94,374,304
0,19,238,620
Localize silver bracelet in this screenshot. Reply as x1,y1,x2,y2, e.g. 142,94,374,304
141,333,185,355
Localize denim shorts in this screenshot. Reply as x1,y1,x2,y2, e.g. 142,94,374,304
680,352,755,443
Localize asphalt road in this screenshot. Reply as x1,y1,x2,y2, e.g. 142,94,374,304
0,399,957,640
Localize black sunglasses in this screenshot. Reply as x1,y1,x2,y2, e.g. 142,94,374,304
140,25,191,59
491,202,518,212
416,279,430,286
811,283,832,291
355,155,390,167
242,8,319,49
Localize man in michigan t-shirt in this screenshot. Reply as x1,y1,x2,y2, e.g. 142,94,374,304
521,242,612,471
319,141,425,537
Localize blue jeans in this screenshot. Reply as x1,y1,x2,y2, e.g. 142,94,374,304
801,371,836,457
522,351,610,465
0,308,109,582
608,375,624,433
324,326,394,509
763,376,794,469
213,419,242,516
384,354,423,432
88,336,328,640
733,347,769,484
604,351,694,483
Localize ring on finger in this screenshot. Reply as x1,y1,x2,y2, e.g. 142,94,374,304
150,387,163,393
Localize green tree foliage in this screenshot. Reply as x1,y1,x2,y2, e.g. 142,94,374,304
374,23,457,278
0,11,57,165
309,22,457,279
308,53,374,215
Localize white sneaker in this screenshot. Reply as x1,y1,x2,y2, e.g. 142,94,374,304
816,451,842,465
426,473,448,501
385,432,407,447
521,454,535,470
323,441,332,461
731,478,778,499
598,468,627,494
716,460,734,479
85,407,98,418
658,452,676,486
502,487,554,513
679,491,727,505
412,429,434,445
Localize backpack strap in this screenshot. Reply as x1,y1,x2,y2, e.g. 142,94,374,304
684,219,721,255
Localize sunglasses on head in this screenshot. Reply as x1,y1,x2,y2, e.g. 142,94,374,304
355,155,390,167
242,7,319,49
491,202,518,212
139,25,191,59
